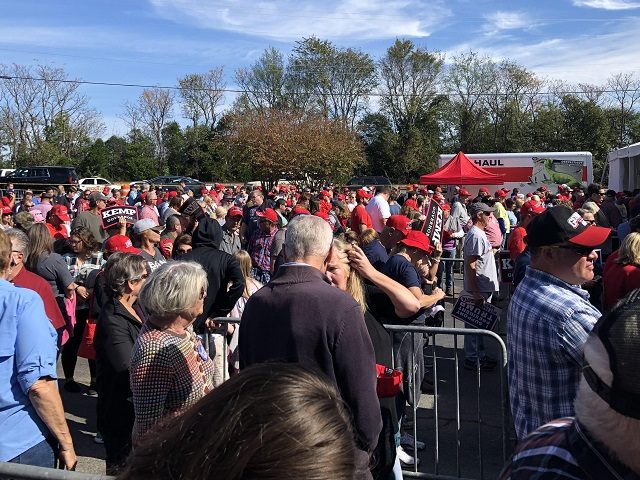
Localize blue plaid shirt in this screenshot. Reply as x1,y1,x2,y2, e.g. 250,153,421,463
507,267,601,439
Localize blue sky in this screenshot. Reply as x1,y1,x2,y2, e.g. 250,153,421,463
3,0,640,136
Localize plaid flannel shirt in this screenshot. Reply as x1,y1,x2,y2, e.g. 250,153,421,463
507,267,601,439
248,228,277,273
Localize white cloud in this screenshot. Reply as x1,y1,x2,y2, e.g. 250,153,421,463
572,0,640,10
447,18,640,84
484,11,530,31
148,0,453,41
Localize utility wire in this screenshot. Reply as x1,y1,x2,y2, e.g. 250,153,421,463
1,74,639,99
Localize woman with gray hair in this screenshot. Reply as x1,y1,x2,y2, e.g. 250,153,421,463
130,261,213,445
95,252,148,474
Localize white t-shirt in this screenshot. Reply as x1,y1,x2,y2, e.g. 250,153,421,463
463,225,499,293
365,195,391,232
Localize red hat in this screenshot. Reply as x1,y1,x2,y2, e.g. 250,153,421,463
292,207,311,216
168,191,178,198
200,188,210,195
458,188,471,197
256,208,278,223
433,194,444,202
386,215,412,236
479,187,489,194
215,183,224,191
314,211,330,221
343,187,350,193
2,197,10,206
337,194,346,201
2,206,12,215
495,190,507,198
227,206,243,217
356,189,372,200
398,230,432,254
539,185,548,191
104,235,140,254
526,193,533,198
50,204,70,221
102,186,110,195
404,199,418,210
285,199,293,208
320,190,331,198
441,203,451,211
520,200,545,217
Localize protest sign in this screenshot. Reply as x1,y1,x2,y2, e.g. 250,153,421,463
100,206,138,229
179,197,206,220
451,295,502,331
498,250,514,284
421,199,444,246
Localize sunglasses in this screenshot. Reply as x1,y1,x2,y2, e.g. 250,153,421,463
550,244,595,257
176,248,191,254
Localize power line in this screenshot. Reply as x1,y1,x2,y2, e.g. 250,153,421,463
1,73,639,99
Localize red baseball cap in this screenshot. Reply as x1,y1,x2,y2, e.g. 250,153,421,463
320,190,331,198
104,235,140,254
2,206,12,215
433,194,444,202
356,189,372,200
256,208,278,223
398,230,432,254
441,203,451,211
479,187,489,194
168,191,178,198
520,200,545,217
314,211,330,221
404,199,418,210
458,188,471,197
50,204,70,221
227,206,243,217
495,190,507,198
292,207,311,216
386,215,412,236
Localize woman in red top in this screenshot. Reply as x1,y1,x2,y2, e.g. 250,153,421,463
602,232,640,311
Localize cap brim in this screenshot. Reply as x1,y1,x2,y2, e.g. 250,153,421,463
569,225,611,247
58,214,71,221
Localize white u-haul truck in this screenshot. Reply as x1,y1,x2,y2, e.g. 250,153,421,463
438,151,593,195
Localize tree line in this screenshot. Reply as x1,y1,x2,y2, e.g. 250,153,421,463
1,37,640,186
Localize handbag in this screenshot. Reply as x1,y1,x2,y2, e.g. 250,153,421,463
375,364,403,398
77,317,97,360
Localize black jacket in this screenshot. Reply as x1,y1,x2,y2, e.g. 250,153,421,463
181,218,245,333
95,298,143,437
239,265,382,452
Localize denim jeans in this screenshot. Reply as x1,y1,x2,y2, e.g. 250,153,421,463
436,248,456,290
8,437,56,468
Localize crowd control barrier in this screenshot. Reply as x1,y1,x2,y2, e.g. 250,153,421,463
383,324,511,480
0,463,112,480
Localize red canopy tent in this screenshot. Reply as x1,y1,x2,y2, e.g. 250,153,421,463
419,151,504,185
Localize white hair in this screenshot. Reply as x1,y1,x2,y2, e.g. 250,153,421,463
575,335,640,473
140,261,208,324
5,228,29,262
284,215,333,261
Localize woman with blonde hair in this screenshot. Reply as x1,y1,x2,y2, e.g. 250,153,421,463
228,250,263,375
327,237,422,478
602,232,640,310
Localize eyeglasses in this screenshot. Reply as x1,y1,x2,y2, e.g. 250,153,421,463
176,248,191,254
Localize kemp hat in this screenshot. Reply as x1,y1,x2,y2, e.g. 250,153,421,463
469,202,495,215
133,218,163,235
582,289,640,419
520,200,546,217
256,208,278,223
386,215,412,236
398,230,432,254
104,234,140,254
525,205,610,248
356,189,372,200
227,206,243,217
50,204,70,221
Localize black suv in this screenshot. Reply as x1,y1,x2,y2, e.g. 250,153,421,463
2,166,78,192
144,176,205,193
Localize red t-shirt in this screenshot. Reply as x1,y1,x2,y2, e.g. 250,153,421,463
602,250,640,310
507,226,527,261
350,204,373,234
12,266,66,330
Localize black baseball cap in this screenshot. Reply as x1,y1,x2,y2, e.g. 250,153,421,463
525,206,610,248
582,289,640,419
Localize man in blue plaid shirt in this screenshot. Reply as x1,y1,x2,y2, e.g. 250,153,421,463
507,206,611,439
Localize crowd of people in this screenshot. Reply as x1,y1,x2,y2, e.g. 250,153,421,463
0,177,639,480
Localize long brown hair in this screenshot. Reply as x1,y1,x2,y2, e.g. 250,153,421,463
26,223,53,271
117,363,357,480
233,249,254,297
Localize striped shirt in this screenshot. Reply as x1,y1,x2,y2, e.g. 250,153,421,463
507,267,601,439
499,418,636,479
130,322,214,445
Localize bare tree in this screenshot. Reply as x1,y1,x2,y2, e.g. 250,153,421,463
606,72,640,146
235,47,289,113
178,68,226,128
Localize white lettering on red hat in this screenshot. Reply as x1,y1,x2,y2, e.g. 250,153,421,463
567,211,586,229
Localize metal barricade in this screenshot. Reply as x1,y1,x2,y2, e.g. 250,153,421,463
383,324,511,480
0,462,112,480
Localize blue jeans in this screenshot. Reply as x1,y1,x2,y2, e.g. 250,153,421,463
8,438,56,468
251,267,271,284
437,248,456,290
